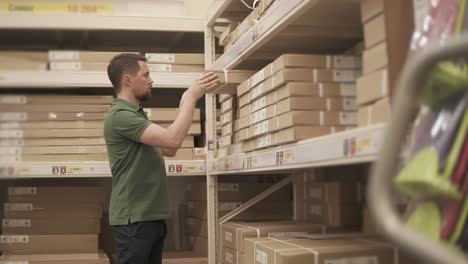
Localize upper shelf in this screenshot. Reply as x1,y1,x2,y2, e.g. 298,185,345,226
207,0,255,26
209,124,386,175
0,71,200,89
0,160,206,179
208,0,362,70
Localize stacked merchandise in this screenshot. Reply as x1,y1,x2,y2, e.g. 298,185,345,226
185,181,294,257
357,0,391,126
217,95,242,158
0,186,109,263
145,53,205,73
237,54,360,153
48,50,129,72
0,51,48,71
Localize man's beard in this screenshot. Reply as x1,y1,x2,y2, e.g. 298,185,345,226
136,90,152,102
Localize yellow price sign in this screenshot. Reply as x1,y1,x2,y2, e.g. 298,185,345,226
356,138,372,153
67,167,83,173
0,1,113,15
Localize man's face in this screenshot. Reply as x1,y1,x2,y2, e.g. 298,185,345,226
129,61,153,102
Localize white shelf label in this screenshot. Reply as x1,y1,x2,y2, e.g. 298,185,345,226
146,54,175,63
325,256,378,264
0,113,27,122
0,139,24,147
4,203,33,212
49,62,81,71
254,120,269,136
256,249,268,264
3,219,31,228
0,147,21,155
219,184,239,192
148,64,172,72
224,231,233,242
332,56,362,69
8,187,37,196
0,235,29,244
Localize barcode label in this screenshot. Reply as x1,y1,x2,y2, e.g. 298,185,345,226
8,187,37,196
0,96,27,104
145,54,175,63
325,256,378,264
4,203,33,212
0,235,29,244
3,219,31,228
253,120,269,135
224,231,233,242
333,56,361,69
256,249,268,264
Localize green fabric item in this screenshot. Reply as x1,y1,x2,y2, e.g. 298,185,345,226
104,98,169,225
407,202,442,242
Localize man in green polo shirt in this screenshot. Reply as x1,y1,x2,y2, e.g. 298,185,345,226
104,53,218,264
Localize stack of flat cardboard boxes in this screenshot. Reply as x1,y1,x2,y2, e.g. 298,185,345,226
217,95,243,158
236,54,360,152
0,186,109,263
145,53,205,73
357,0,391,126
0,51,48,71
185,182,294,257
48,51,130,72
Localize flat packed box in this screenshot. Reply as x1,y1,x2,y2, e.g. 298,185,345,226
218,135,233,148
48,50,130,62
233,11,256,43
0,112,106,122
298,202,362,226
0,253,109,264
361,0,384,23
222,246,245,264
222,122,234,136
0,51,48,62
186,182,292,202
49,62,108,72
0,104,110,113
304,182,361,204
312,69,361,83
145,108,201,122
145,53,204,65
209,70,255,94
2,129,104,139
8,153,108,162
0,234,99,254
221,110,234,125
248,64,274,89
1,137,106,147
220,23,239,46
0,61,48,71
363,42,388,74
358,97,390,127
271,54,361,73
14,145,107,155
187,201,292,221
0,95,112,105
4,202,102,219
148,63,204,73
245,237,399,264
364,13,386,48
0,121,104,130
357,69,388,105
221,97,237,114
219,94,234,104
2,217,101,235
7,187,104,203
275,97,357,115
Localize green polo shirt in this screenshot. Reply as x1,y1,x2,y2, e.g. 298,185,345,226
104,98,169,225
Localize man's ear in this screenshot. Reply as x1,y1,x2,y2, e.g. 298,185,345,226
122,74,132,88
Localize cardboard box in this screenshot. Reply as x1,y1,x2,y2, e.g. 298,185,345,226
165,148,194,160
249,92,276,114
358,97,390,126
3,202,102,219
249,105,277,125
222,122,234,136
219,94,234,104
305,182,361,204
361,0,384,23
221,110,234,125
145,108,201,122
145,53,204,65
2,137,106,147
186,182,292,202
49,62,109,72
48,50,130,62
218,135,233,148
148,63,204,73
0,234,99,254
271,54,361,73
312,69,361,83
13,145,107,155
357,69,388,105
221,97,237,114
237,79,251,97
0,61,47,71
210,70,256,94
365,13,386,48
0,95,113,105
276,97,357,115
238,93,250,109
160,123,201,135
298,202,362,226
249,237,396,264
6,153,108,162
274,82,356,103
187,201,292,221
7,187,104,203
0,104,110,113
0,121,103,130
220,23,239,46
2,217,101,235
248,64,274,88
0,51,48,62
221,221,329,252
0,112,106,122
363,42,388,74
2,129,104,139
233,11,256,43
0,253,109,264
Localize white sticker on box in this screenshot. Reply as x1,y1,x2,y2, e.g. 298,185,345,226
149,64,172,72
219,184,239,192
251,83,265,99
49,51,80,61
225,252,234,264
340,84,356,96
256,249,268,264
254,120,269,135
0,96,27,104
0,130,23,139
308,187,322,200
224,231,233,242
8,187,37,196
333,70,356,82
4,203,33,212
325,256,378,264
309,205,323,216
219,202,241,211
342,98,357,111
0,235,29,244
146,54,175,63
0,113,27,122
339,112,357,125
49,62,81,71
3,219,31,228
251,69,265,86
143,108,152,117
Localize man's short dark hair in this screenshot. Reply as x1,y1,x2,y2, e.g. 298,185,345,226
107,53,147,93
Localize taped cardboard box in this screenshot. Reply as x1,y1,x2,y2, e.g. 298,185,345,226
312,69,361,83
48,50,132,62
364,13,386,48
305,182,361,204
7,187,104,203
210,70,256,94
7,153,108,162
145,108,201,122
276,97,357,115
361,0,384,23
2,217,101,235
0,234,99,254
0,252,109,264
271,54,361,73
187,201,292,221
3,202,102,219
186,182,292,202
298,202,362,227
363,42,388,74
222,246,245,264
0,112,106,122
356,68,388,105
49,62,109,72
247,237,397,264
148,64,204,73
0,104,110,113
273,82,356,103
145,53,204,65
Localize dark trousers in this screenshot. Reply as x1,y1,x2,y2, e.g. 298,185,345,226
113,220,167,264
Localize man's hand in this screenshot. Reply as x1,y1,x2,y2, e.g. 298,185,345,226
185,72,219,100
